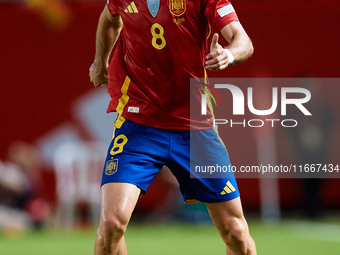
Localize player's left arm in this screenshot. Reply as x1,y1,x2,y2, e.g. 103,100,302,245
205,21,254,71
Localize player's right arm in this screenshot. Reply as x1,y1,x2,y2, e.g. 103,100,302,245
89,5,122,87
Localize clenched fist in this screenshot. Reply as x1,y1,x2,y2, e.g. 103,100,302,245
89,62,108,87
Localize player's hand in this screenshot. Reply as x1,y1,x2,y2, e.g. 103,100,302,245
89,62,108,87
205,33,229,71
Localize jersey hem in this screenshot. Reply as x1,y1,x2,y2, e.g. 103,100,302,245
120,115,214,131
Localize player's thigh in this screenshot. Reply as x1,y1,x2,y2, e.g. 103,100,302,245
168,128,239,203
100,182,141,228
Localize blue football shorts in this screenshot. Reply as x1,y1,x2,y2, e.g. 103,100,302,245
101,119,240,203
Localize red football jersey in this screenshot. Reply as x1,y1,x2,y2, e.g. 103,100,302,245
106,0,238,130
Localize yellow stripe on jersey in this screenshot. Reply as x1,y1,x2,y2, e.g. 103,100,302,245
124,2,138,13
130,2,138,13
203,69,226,148
114,75,131,129
206,25,212,40
204,69,216,131
204,68,208,84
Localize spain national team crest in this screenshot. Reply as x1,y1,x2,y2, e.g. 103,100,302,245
105,159,119,175
169,0,186,16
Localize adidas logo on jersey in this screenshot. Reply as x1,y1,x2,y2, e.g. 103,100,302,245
124,1,138,13
220,181,236,195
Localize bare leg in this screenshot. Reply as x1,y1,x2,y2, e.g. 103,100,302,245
94,183,140,255
206,197,256,255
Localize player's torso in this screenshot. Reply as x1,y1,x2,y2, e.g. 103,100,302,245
112,0,209,77
107,0,213,130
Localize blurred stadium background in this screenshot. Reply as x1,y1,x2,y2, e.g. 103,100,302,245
0,0,340,254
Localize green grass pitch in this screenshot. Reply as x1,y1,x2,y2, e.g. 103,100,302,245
1,220,339,255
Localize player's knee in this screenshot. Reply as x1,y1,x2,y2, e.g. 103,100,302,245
222,218,249,246
224,218,256,254
229,219,247,241
100,209,129,238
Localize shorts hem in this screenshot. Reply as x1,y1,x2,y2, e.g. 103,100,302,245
101,180,147,194
184,192,240,204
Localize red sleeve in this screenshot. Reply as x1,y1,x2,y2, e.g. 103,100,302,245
204,0,239,32
107,0,119,16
